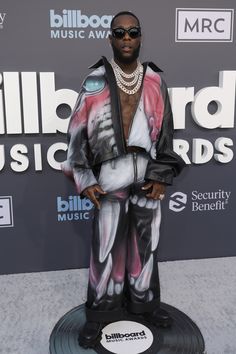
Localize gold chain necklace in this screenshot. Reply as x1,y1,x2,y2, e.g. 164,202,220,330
110,59,143,95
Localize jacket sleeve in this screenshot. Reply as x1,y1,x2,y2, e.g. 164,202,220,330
61,85,98,195
145,79,185,185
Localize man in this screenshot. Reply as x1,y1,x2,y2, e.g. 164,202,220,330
62,11,185,349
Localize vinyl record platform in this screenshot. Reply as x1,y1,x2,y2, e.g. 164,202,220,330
49,303,205,354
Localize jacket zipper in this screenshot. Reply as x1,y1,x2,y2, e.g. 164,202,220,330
133,152,137,183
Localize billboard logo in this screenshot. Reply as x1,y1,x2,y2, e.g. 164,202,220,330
101,321,153,353
0,71,77,173
57,196,93,221
49,10,113,39
0,12,6,29
169,192,187,212
175,8,234,42
50,10,112,28
0,196,14,227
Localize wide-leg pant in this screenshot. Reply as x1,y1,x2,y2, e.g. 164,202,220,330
86,153,162,322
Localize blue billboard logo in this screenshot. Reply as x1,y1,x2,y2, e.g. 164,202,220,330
57,196,93,221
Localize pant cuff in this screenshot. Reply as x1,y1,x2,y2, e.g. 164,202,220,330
126,298,160,314
85,304,124,323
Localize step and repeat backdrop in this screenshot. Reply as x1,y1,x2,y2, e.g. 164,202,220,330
0,0,235,274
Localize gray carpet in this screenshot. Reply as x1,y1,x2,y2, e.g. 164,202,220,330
0,257,235,354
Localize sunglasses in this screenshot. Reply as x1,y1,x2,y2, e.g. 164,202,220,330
112,27,141,39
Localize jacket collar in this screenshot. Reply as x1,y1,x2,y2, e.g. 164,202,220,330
89,56,163,72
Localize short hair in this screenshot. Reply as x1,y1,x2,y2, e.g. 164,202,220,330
110,11,141,29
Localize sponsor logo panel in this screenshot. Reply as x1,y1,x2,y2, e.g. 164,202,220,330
169,192,187,212
0,196,14,227
176,8,234,42
169,189,231,213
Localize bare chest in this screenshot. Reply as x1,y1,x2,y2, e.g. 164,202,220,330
119,89,141,141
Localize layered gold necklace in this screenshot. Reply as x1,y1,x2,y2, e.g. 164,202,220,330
110,59,143,95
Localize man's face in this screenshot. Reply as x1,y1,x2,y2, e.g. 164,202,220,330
109,15,141,64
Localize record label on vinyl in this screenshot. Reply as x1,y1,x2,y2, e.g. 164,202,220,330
100,321,153,354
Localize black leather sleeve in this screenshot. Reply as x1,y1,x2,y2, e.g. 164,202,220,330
63,87,98,194
145,79,185,185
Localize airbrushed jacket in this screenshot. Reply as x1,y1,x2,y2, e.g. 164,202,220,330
62,56,185,194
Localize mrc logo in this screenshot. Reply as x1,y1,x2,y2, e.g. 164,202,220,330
175,8,234,42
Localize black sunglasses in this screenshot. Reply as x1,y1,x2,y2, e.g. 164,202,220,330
112,27,141,39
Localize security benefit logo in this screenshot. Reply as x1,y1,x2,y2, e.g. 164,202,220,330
49,9,113,39
169,192,187,212
101,321,153,354
175,8,234,42
0,196,14,227
57,195,93,221
0,12,6,29
169,190,231,213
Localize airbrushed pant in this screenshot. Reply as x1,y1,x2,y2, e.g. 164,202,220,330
62,57,185,322
85,153,163,322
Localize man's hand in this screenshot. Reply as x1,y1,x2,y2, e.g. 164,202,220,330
82,184,107,209
142,181,166,200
